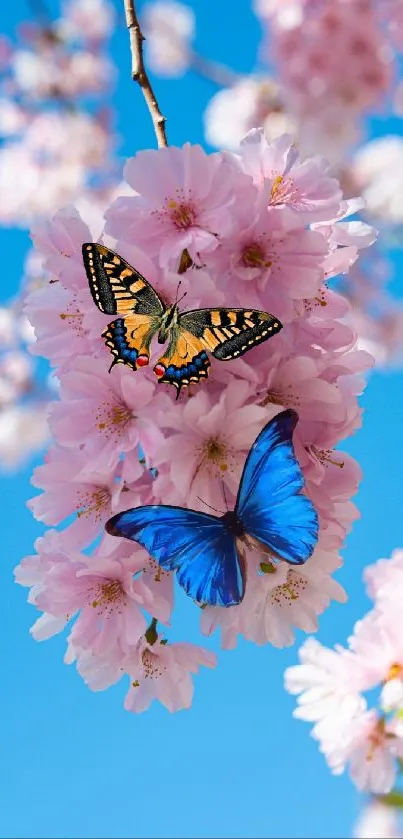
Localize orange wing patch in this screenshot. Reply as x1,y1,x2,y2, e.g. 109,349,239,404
102,313,160,372
153,329,211,397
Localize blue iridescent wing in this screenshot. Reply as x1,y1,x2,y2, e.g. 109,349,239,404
106,506,244,607
236,409,319,564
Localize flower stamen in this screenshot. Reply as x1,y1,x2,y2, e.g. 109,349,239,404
77,487,110,519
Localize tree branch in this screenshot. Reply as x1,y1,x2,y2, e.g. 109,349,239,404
123,0,168,148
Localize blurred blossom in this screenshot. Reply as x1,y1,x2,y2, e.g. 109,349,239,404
143,1,195,77
60,0,115,42
0,0,118,469
204,78,295,151
354,802,402,838
286,548,403,794
0,110,111,225
0,405,49,469
352,136,403,225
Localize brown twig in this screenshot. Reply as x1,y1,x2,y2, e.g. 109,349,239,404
123,0,168,148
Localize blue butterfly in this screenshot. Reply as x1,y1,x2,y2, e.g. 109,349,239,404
105,409,319,608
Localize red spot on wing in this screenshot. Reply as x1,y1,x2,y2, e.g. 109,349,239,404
137,355,149,367
154,363,166,378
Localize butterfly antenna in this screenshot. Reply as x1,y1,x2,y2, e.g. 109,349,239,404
174,278,182,304
197,496,225,515
222,481,229,512
177,289,188,306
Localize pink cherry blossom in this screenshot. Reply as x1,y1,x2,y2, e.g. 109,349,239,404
208,209,327,323
256,355,344,424
49,355,164,472
123,633,216,714
67,628,216,713
28,445,146,549
105,143,255,266
238,128,343,226
15,532,166,660
152,379,268,509
364,548,403,605
285,637,364,721
202,536,346,649
286,547,403,793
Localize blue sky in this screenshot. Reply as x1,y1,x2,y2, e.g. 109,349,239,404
1,1,403,837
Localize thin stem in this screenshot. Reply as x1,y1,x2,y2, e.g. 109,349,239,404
189,50,242,87
123,0,168,148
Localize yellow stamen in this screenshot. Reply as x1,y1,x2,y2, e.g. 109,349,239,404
385,663,403,682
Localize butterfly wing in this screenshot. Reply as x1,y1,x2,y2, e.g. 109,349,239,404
236,409,319,564
153,327,211,396
106,505,245,607
82,243,164,371
153,307,282,396
180,308,283,360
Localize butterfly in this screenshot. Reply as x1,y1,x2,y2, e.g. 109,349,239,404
105,409,319,608
82,243,283,398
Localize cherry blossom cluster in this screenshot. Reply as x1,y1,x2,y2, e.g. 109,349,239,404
142,0,403,369
204,0,402,161
0,0,116,225
16,129,375,712
286,547,403,796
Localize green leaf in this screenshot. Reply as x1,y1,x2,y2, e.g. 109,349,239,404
260,561,275,574
376,790,403,808
145,617,158,646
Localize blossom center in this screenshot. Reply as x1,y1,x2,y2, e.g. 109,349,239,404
270,570,307,606
385,662,403,682
260,386,300,409
203,436,230,472
95,400,133,438
269,175,292,206
77,486,110,519
90,578,125,613
166,198,196,229
59,300,85,336
241,241,272,269
141,648,166,679
305,445,345,469
192,435,234,486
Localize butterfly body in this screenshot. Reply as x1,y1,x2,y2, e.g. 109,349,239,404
220,510,246,538
83,243,283,396
156,303,179,344
106,410,319,608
